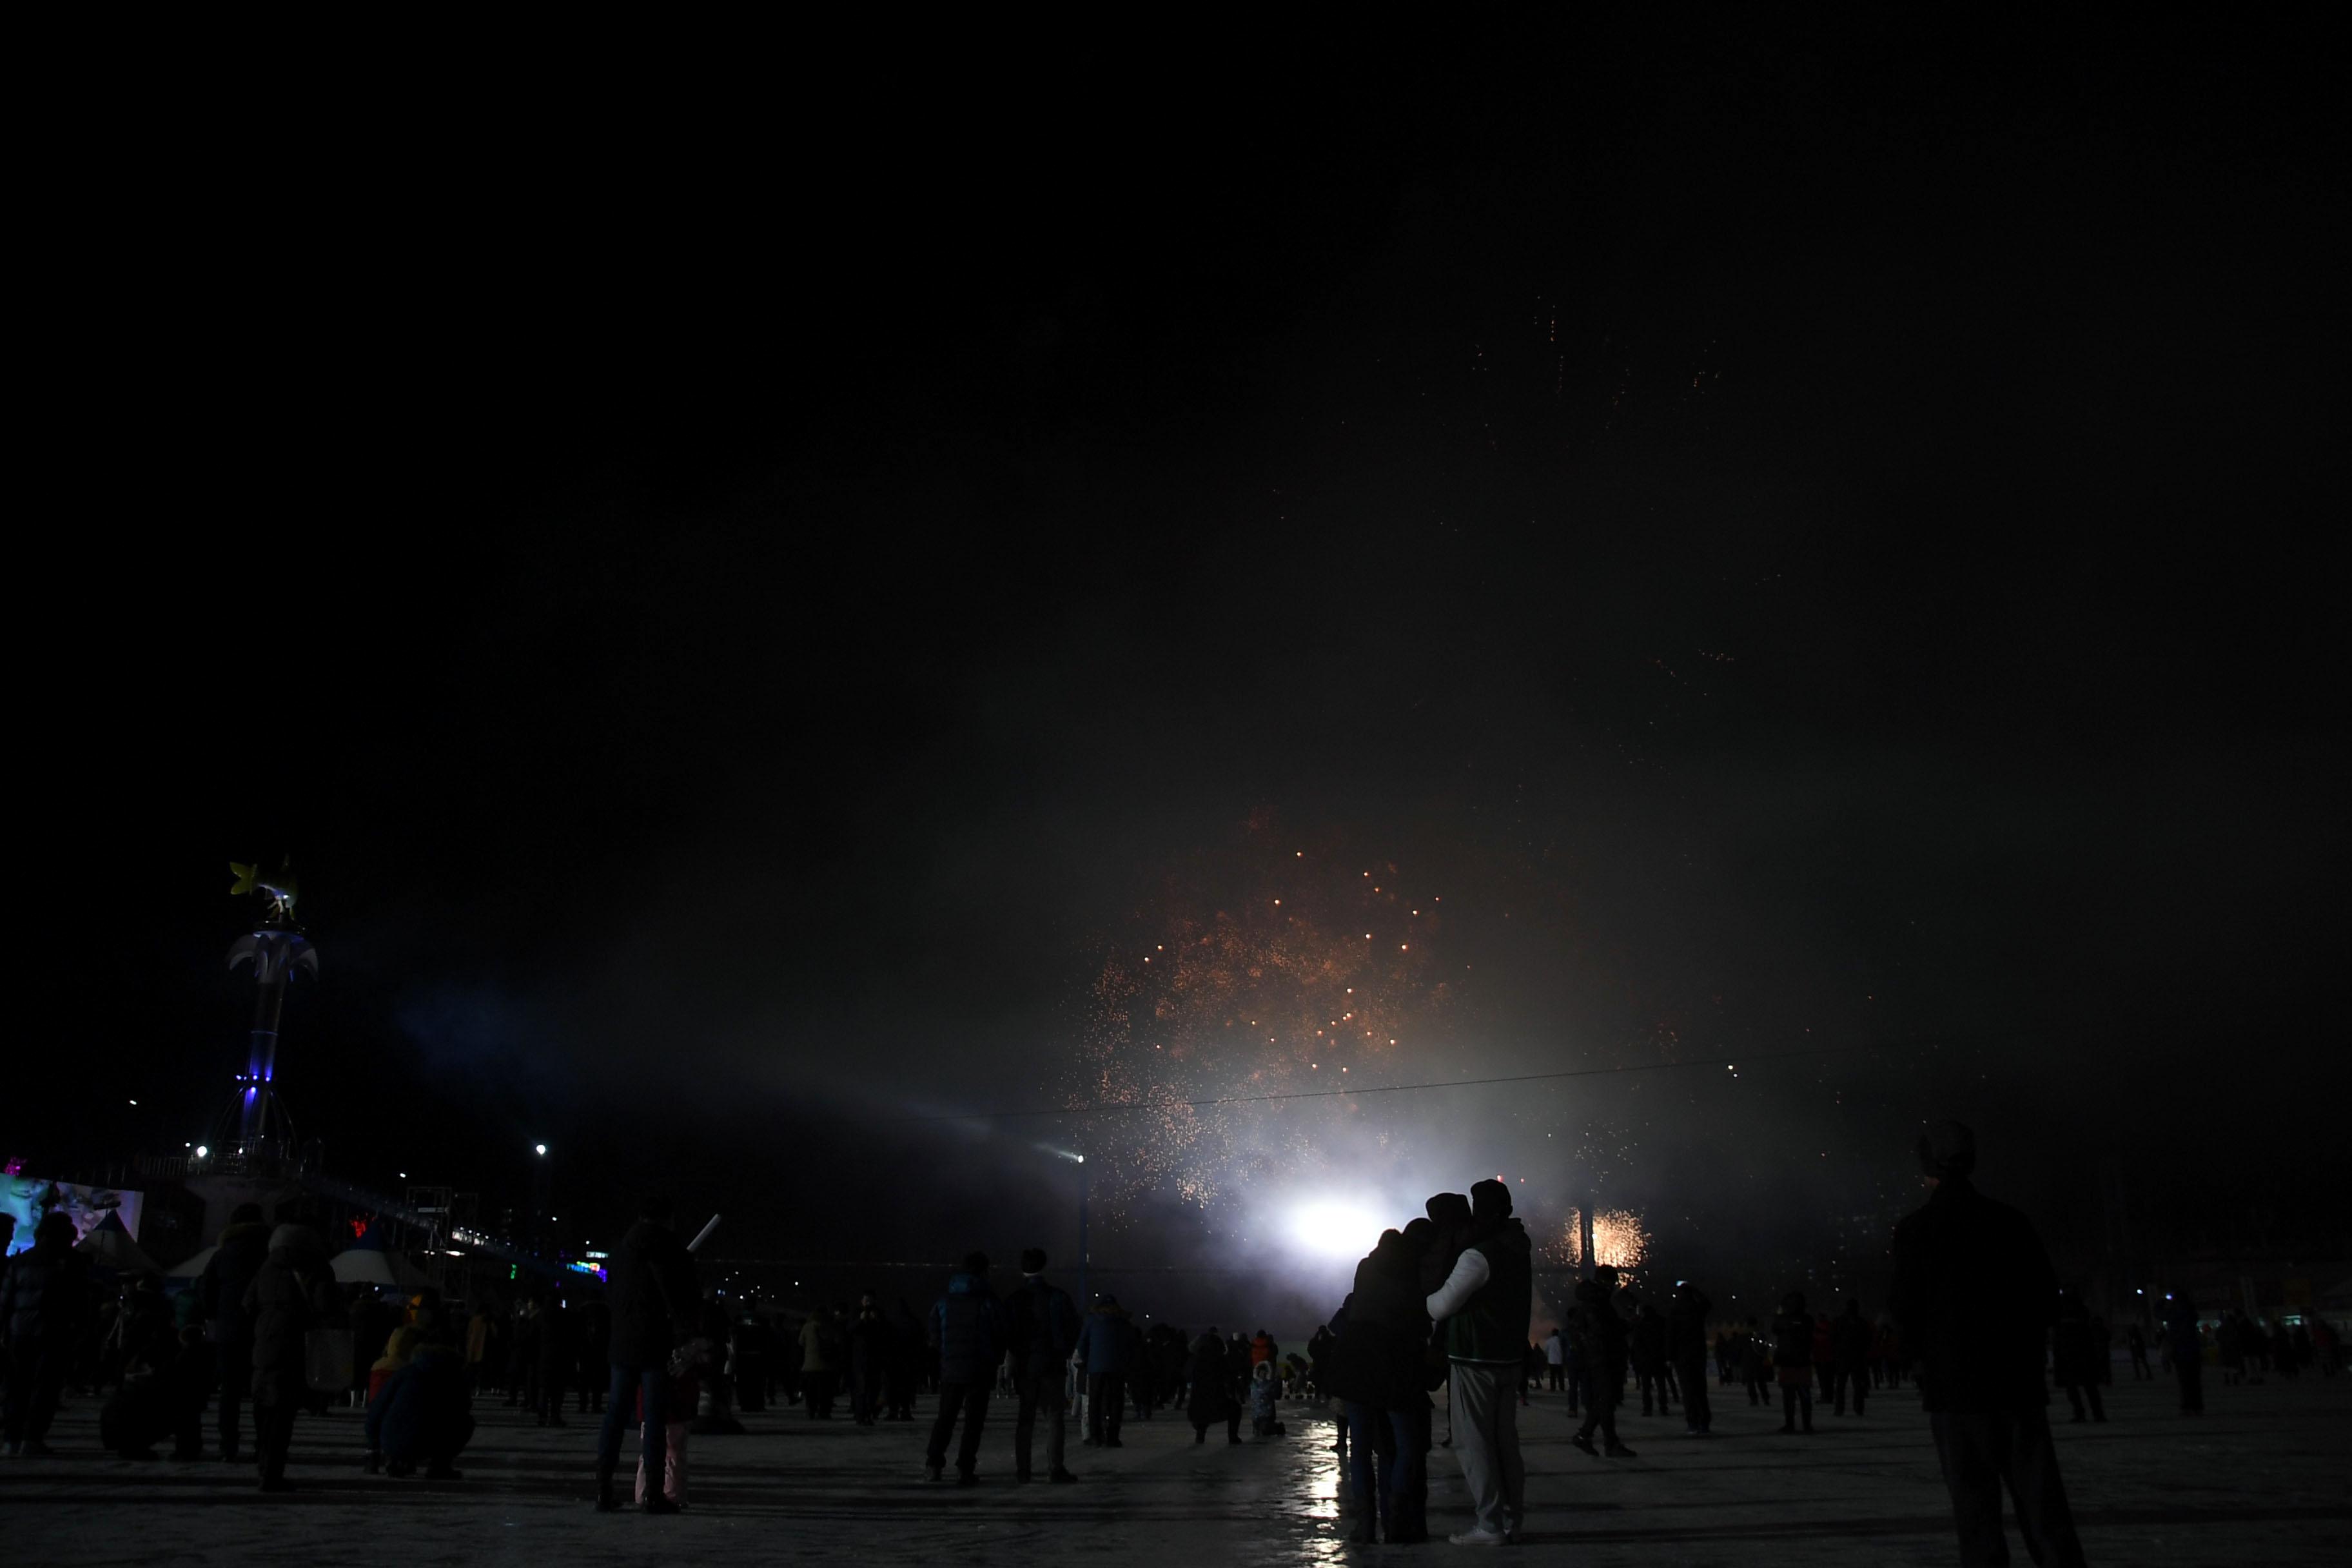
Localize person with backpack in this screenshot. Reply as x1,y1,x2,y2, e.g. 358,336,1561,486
1001,1249,1079,1483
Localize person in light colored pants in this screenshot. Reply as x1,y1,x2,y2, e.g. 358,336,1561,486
634,1418,689,1507
1449,1361,1525,1540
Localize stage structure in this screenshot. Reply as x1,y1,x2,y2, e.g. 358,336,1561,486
215,858,317,1162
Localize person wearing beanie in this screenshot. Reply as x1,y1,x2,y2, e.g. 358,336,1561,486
1424,1177,1534,1545
1890,1121,2087,1568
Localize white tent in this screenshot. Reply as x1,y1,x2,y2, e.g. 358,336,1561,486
331,1244,429,1291
75,1211,162,1275
167,1245,216,1280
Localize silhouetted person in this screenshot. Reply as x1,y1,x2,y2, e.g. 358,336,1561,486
2051,1290,2104,1424
1425,1179,1532,1544
1077,1294,1135,1448
1569,1264,1632,1456
595,1195,698,1514
1772,1293,1816,1434
1326,1230,1431,1544
2,1214,90,1456
1892,1121,2087,1568
196,1202,268,1461
1667,1280,1712,1435
1187,1326,1241,1443
2163,1297,2203,1413
245,1219,340,1491
2125,1322,2150,1380
1001,1249,1079,1483
1833,1297,1872,1416
1632,1300,1672,1415
925,1251,997,1484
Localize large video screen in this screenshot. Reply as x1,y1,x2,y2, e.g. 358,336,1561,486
2,1177,144,1257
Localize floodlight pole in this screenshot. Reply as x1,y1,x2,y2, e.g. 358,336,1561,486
1077,1156,1090,1309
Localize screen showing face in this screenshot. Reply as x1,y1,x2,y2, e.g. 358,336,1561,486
2,1177,144,1257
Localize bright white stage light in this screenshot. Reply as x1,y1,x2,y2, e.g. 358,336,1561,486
1289,1201,1385,1259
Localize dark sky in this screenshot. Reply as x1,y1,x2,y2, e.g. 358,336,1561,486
28,17,2343,1302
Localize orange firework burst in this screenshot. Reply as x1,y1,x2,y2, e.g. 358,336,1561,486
1067,823,1458,1213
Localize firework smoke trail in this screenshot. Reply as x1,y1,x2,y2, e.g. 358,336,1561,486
1066,826,1458,1220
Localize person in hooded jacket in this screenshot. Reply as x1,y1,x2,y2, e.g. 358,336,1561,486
197,1202,270,1461
595,1195,699,1514
926,1251,998,1485
1425,1179,1533,1546
244,1219,341,1491
1186,1325,1241,1444
1327,1228,1431,1544
1891,1121,2086,1568
1569,1264,1634,1458
1666,1280,1713,1436
2,1213,92,1456
1001,1249,1079,1482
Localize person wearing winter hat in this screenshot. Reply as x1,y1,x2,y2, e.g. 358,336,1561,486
1891,1121,2086,1568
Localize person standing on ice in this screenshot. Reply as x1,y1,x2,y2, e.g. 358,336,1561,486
1424,1178,1532,1547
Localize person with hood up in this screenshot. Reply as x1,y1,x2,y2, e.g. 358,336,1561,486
1890,1120,2087,1568
1569,1264,1634,1458
244,1218,341,1491
1832,1298,1874,1416
1076,1293,1135,1449
197,1202,270,1461
1666,1280,1713,1436
1772,1293,1816,1434
1001,1248,1080,1483
926,1251,999,1485
1186,1324,1241,1444
595,1194,699,1514
2,1213,92,1456
1424,1177,1533,1547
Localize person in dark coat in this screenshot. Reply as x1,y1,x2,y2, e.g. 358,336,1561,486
197,1203,270,1460
2162,1297,2203,1412
1567,1265,1632,1457
244,1220,340,1491
1890,1121,2087,1568
1076,1295,1135,1448
575,1300,610,1413
1328,1230,1433,1544
925,1252,998,1485
4,1213,92,1457
851,1295,892,1426
1631,1300,1672,1416
536,1293,576,1427
366,1340,474,1477
1772,1293,1816,1434
1832,1298,1874,1416
97,1275,180,1458
1001,1249,1080,1482
1666,1280,1713,1436
594,1195,699,1514
1186,1326,1241,1444
2050,1289,2106,1424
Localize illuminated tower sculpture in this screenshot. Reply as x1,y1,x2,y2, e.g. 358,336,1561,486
222,859,317,1156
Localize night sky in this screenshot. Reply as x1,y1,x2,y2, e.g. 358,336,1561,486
33,18,2342,1309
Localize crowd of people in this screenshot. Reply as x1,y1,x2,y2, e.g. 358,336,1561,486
3,1125,2346,1562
